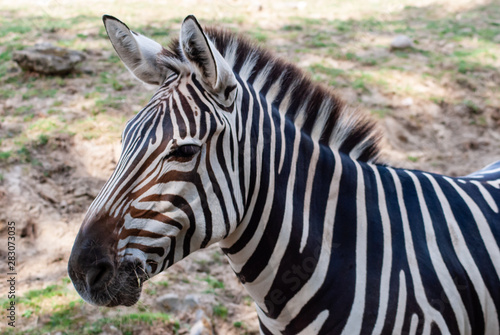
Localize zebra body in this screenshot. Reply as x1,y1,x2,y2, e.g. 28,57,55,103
68,15,500,334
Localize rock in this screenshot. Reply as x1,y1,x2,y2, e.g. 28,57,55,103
12,43,85,75
401,97,414,106
101,324,123,335
190,309,213,335
390,35,413,50
36,180,60,204
184,294,201,309
156,293,181,311
157,293,202,312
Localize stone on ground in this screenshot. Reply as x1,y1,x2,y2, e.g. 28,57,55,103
12,43,85,75
390,35,414,49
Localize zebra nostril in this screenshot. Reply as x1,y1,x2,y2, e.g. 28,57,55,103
86,261,114,290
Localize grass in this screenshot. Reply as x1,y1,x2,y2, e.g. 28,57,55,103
201,275,225,290
2,280,176,335
22,88,58,100
0,150,12,160
37,133,49,146
157,281,169,288
213,303,228,319
371,108,392,119
247,28,268,43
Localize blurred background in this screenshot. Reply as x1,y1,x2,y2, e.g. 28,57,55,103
0,0,499,334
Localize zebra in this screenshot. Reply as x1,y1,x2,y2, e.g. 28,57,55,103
68,14,500,334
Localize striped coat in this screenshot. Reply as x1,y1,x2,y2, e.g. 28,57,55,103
68,15,500,334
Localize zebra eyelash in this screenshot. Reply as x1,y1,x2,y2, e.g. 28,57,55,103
164,144,201,161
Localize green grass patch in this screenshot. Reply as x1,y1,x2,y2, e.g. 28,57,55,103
86,312,172,335
463,99,480,114
145,287,157,296
425,18,500,42
0,17,32,38
135,24,171,44
156,280,169,288
22,284,62,301
305,32,338,48
46,301,80,330
29,118,60,133
99,72,125,91
308,63,345,86
309,64,345,77
0,151,12,160
282,24,303,31
201,275,225,289
14,105,33,116
37,133,49,146
22,88,58,100
213,304,228,319
0,89,16,99
371,108,391,119
247,28,268,43
16,145,31,163
93,94,125,114
23,113,35,122
351,76,370,92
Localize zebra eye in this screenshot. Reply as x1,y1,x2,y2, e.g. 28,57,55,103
173,145,201,158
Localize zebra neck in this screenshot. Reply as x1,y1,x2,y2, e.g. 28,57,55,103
219,85,353,317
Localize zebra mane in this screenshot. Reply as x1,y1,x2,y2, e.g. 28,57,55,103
160,27,381,162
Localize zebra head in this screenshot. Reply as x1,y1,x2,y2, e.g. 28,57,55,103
68,15,241,306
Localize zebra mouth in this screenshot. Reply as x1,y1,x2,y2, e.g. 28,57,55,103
69,259,148,307
103,261,148,307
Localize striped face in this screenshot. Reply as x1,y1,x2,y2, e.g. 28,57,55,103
68,15,240,306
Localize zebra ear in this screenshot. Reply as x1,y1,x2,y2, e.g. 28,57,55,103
103,15,170,85
180,15,237,102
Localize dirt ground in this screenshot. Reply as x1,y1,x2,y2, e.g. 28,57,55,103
0,0,499,334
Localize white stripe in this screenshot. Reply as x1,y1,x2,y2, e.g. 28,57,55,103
350,136,375,161
276,82,296,174
470,180,499,213
238,51,259,81
409,314,419,335
293,95,311,129
329,107,357,151
300,141,320,253
392,270,407,335
297,310,329,335
487,180,500,189
341,160,368,335
252,63,274,93
310,99,332,142
223,39,238,68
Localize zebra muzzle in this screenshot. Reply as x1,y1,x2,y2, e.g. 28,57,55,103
68,228,147,307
